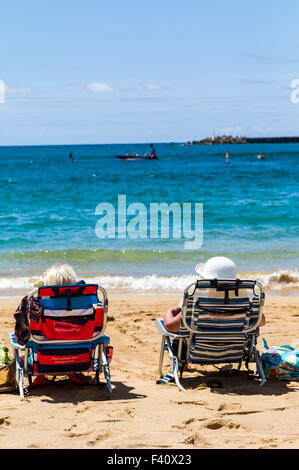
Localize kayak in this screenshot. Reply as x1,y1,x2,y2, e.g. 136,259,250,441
115,155,158,160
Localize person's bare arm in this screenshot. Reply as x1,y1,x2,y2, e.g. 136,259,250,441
163,299,183,333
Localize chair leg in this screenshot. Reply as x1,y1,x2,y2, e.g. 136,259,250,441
157,337,186,390
93,347,104,387
165,338,185,391
104,365,112,393
102,350,112,393
13,348,25,398
172,356,185,391
18,367,25,398
95,369,100,385
158,336,166,377
253,345,266,386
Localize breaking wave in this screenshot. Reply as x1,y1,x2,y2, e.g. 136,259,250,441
0,269,298,296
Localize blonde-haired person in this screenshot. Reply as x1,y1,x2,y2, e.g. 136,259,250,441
14,263,81,345
40,263,77,286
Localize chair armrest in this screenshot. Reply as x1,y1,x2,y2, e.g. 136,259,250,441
9,333,25,350
155,318,180,338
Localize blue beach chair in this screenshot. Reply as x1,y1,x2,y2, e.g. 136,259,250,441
10,283,113,397
155,278,266,390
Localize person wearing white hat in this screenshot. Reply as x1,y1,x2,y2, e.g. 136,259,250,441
164,256,265,333
195,256,237,280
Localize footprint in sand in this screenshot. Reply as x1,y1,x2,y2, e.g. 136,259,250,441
86,431,111,447
27,443,46,449
108,407,136,420
95,418,122,423
184,433,210,446
64,424,77,432
203,419,241,430
67,431,92,438
259,438,279,449
0,417,10,426
75,404,91,414
217,402,241,412
173,400,208,406
173,416,210,431
184,418,195,425
65,423,95,438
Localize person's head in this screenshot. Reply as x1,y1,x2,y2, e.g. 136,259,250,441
41,263,77,286
195,256,237,280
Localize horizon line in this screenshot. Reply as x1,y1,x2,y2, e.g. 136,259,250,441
1,135,299,148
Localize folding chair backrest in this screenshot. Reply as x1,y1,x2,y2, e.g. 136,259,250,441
180,279,263,364
29,284,105,342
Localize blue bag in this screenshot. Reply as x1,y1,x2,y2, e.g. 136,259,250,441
261,338,299,381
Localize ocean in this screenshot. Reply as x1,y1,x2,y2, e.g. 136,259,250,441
0,142,298,295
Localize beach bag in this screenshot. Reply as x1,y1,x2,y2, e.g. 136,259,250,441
0,342,17,392
0,360,17,392
261,338,299,381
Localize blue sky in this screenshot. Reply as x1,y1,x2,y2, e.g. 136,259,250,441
1,0,299,145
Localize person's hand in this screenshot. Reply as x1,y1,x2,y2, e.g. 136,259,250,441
171,307,182,317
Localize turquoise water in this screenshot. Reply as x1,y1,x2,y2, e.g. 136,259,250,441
0,142,298,292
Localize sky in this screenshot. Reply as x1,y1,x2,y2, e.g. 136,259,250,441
1,0,299,145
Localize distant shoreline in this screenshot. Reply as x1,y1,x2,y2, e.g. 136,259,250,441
185,136,299,145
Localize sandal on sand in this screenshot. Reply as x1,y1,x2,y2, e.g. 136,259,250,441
156,371,175,384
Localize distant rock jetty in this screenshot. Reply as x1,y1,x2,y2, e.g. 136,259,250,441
184,136,299,145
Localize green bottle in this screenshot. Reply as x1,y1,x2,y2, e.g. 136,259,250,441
0,346,11,365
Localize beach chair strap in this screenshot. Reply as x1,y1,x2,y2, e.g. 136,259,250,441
208,278,244,303
195,304,252,316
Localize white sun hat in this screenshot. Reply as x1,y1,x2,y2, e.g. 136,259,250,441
195,256,237,280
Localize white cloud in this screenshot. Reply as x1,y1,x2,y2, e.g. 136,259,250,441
86,82,114,93
144,82,167,91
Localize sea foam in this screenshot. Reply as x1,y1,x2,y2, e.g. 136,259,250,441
0,269,298,295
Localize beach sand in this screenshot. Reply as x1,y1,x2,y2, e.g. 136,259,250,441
0,293,298,449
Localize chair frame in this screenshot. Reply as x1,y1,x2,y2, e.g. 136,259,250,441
156,279,266,391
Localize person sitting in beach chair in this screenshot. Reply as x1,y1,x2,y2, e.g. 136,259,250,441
164,257,265,333
11,263,112,397
156,256,266,390
14,263,79,346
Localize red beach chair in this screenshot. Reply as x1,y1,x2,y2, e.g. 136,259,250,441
10,283,113,397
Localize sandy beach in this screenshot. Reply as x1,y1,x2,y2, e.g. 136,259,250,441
0,292,298,449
